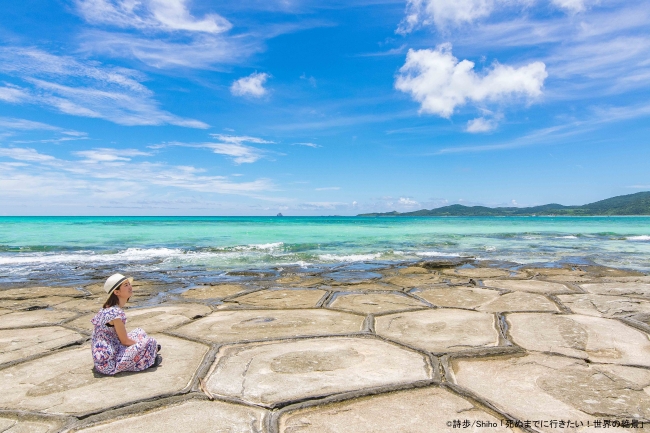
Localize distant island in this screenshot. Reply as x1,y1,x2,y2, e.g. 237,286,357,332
359,191,650,217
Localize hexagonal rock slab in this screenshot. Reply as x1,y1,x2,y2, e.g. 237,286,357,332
0,335,208,416
75,400,268,433
415,287,500,309
397,266,430,274
0,309,78,329
328,282,402,292
0,326,85,366
382,275,441,289
53,297,105,312
276,275,324,287
375,309,499,353
0,286,85,299
205,337,431,407
328,293,427,315
278,387,515,433
68,304,212,333
181,284,248,300
452,353,650,431
557,294,650,318
0,296,74,310
224,289,327,308
482,280,573,294
442,268,511,278
478,292,559,313
580,282,650,299
0,416,64,433
174,309,364,344
507,313,650,367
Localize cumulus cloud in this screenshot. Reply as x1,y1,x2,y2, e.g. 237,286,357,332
466,116,498,132
75,0,232,33
398,197,420,206
395,44,547,118
231,72,269,98
0,47,207,128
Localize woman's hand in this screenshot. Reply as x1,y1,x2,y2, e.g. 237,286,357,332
110,319,137,346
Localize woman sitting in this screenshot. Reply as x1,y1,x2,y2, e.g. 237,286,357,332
91,273,162,375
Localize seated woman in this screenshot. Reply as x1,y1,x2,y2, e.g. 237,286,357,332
91,273,162,375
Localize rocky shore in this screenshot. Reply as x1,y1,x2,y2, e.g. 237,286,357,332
0,261,649,432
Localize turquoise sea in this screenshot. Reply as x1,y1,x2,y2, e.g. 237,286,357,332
1,216,649,286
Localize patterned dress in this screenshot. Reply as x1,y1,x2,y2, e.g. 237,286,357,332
91,306,158,375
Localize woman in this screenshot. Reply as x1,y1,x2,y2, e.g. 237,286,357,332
91,273,162,375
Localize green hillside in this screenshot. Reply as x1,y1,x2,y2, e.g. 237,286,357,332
358,192,650,217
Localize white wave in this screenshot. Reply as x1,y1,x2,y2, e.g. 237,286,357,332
318,253,382,262
557,235,578,239
0,247,184,265
484,246,497,252
416,251,461,257
627,235,650,241
232,242,284,251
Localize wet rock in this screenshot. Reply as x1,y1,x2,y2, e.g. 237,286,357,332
205,337,430,407
0,287,85,299
580,282,650,299
557,293,650,318
223,289,327,309
397,266,430,275
324,271,382,284
0,296,74,310
442,268,511,278
0,335,208,416
0,326,85,366
328,293,427,315
174,309,364,344
478,292,559,313
278,386,516,433
0,310,78,329
507,313,650,366
181,284,249,300
68,304,211,332
452,353,650,430
375,309,499,353
382,275,442,289
415,287,500,309
75,400,268,433
483,280,573,294
420,259,472,269
0,416,64,433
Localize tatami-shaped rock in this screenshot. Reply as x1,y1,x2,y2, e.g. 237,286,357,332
478,292,559,312
205,337,430,407
580,282,650,299
223,289,327,308
483,279,573,294
507,313,650,366
279,386,515,433
75,399,268,433
0,296,74,311
0,309,78,329
276,275,324,287
328,282,402,292
415,286,500,309
175,309,364,343
68,304,211,332
53,296,105,312
0,416,64,433
0,326,85,366
382,275,442,289
0,335,208,416
452,353,650,430
0,286,85,299
557,293,650,318
181,284,248,300
328,293,427,314
397,266,430,274
375,309,499,353
442,268,511,278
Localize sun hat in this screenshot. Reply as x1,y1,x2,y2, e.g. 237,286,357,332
104,273,133,299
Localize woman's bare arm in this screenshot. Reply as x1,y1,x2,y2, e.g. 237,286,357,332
110,319,136,346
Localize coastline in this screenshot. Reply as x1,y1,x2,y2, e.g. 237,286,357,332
0,259,649,431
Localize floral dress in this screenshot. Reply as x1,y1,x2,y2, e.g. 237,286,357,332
91,306,157,375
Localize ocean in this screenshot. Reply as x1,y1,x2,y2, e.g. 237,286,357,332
1,216,649,286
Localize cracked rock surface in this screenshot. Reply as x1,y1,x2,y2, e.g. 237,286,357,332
0,263,648,432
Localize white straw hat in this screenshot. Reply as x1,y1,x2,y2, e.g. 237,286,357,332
104,273,133,298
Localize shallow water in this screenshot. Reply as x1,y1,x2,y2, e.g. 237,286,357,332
1,216,648,286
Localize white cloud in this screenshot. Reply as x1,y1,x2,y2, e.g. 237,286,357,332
293,142,321,148
0,47,207,128
466,116,498,132
0,86,27,103
398,197,420,206
551,0,590,13
73,148,151,163
315,187,340,191
395,44,547,118
156,134,274,164
75,0,232,33
231,72,269,98
0,147,56,162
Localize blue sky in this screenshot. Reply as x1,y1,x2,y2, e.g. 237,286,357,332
0,0,649,215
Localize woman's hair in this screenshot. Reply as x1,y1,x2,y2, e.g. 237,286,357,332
103,292,120,309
